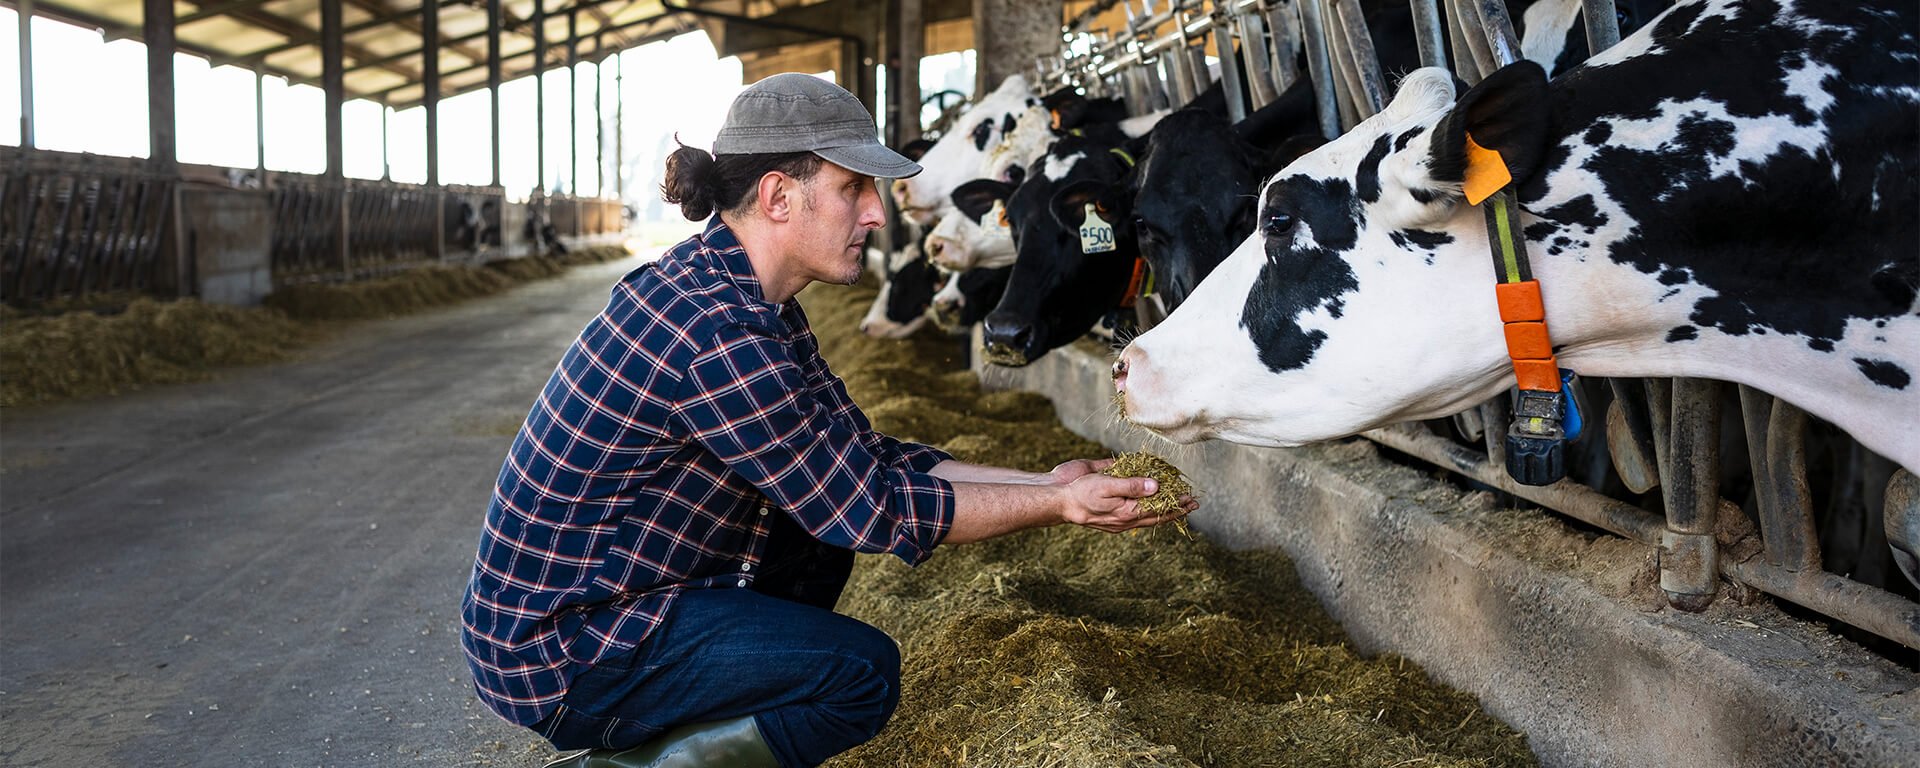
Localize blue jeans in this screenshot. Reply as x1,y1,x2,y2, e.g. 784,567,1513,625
534,516,900,768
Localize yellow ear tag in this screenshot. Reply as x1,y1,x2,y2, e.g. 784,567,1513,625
1463,133,1512,206
1079,203,1116,254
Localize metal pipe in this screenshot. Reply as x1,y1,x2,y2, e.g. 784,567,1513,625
1331,0,1386,116
1234,10,1278,108
488,0,501,188
321,0,343,180
1323,4,1366,128
1764,395,1822,571
1295,0,1341,138
568,9,578,197
144,0,177,165
1408,0,1448,70
18,0,33,150
1266,0,1301,91
1473,0,1523,68
1579,0,1620,57
1662,378,1722,611
533,0,545,197
1448,0,1498,80
1364,425,1920,650
255,70,266,171
423,0,440,187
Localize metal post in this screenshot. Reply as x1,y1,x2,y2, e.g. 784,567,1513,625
487,0,502,188
143,0,177,165
255,69,266,170
1296,0,1341,138
1756,392,1821,571
533,0,546,197
321,0,347,274
614,49,624,207
1472,0,1523,68
1443,0,1489,82
1654,378,1721,612
1209,3,1246,123
1409,0,1449,70
423,0,440,187
594,41,604,200
17,0,33,150
1331,0,1386,118
567,9,578,200
1265,0,1301,91
1579,0,1620,57
380,101,390,180
1235,9,1277,109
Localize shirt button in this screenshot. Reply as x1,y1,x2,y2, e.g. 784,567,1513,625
759,507,770,516
736,579,748,587
741,563,752,572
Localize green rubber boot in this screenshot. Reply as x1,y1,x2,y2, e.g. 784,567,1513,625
542,716,780,768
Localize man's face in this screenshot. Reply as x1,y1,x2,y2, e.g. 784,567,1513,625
792,161,886,287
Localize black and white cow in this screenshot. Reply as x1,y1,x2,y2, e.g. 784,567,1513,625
979,132,1149,366
859,244,941,338
930,264,1015,332
1115,0,1920,475
893,75,1042,226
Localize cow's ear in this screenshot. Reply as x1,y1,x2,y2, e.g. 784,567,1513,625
1262,134,1328,176
951,179,1013,222
1429,61,1551,193
1050,180,1118,230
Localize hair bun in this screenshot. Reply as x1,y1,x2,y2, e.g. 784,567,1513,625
660,142,720,221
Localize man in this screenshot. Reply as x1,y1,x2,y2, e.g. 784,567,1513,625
461,73,1191,768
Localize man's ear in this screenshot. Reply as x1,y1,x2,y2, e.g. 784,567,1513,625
951,179,1013,223
1428,61,1551,194
756,171,798,222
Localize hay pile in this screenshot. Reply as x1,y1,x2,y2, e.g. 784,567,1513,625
1,244,632,406
801,280,1535,768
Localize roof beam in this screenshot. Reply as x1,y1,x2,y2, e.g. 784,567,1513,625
28,0,383,97
174,0,424,83
371,9,681,107
206,0,466,68
342,0,489,67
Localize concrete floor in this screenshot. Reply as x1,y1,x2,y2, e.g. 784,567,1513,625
0,257,651,767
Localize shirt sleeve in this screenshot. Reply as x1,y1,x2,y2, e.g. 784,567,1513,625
670,320,954,565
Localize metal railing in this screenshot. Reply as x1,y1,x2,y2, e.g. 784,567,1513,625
3,146,626,299
1,147,181,304
1033,0,1920,653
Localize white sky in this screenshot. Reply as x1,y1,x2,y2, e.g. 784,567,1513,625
1,9,975,214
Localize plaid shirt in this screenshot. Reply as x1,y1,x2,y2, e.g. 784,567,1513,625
461,216,956,726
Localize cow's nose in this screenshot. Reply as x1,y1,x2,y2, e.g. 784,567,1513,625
982,314,1034,353
928,239,945,258
1112,354,1130,391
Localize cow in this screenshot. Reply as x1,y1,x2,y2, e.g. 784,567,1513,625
893,75,1042,226
859,243,940,338
979,132,1149,367
1112,0,1920,478
930,264,1014,332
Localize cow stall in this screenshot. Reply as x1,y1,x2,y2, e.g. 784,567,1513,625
947,0,1918,764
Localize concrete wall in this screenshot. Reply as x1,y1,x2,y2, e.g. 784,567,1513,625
181,187,273,306
979,336,1920,768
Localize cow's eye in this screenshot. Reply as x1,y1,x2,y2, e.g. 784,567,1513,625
1263,213,1296,237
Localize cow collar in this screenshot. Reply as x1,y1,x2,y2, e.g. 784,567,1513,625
1464,133,1583,486
1081,147,1151,311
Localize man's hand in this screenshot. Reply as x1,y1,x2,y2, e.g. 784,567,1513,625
1046,457,1114,485
1059,472,1195,533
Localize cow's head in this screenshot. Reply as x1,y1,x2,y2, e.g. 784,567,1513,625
1125,108,1301,309
930,264,1013,332
980,105,1052,185
892,75,1037,226
860,244,938,338
925,180,1018,272
982,136,1142,367
1115,64,1556,444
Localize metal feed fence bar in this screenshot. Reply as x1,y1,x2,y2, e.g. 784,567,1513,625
1037,0,1920,651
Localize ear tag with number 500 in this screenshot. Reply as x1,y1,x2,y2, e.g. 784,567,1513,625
1079,203,1116,254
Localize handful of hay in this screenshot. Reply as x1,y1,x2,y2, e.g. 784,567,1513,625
1101,451,1194,520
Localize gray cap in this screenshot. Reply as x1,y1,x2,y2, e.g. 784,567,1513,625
712,73,921,179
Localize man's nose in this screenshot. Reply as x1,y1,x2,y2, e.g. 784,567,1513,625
861,181,887,229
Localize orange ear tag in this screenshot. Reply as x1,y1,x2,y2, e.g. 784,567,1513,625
1463,133,1512,206
1050,109,1063,131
